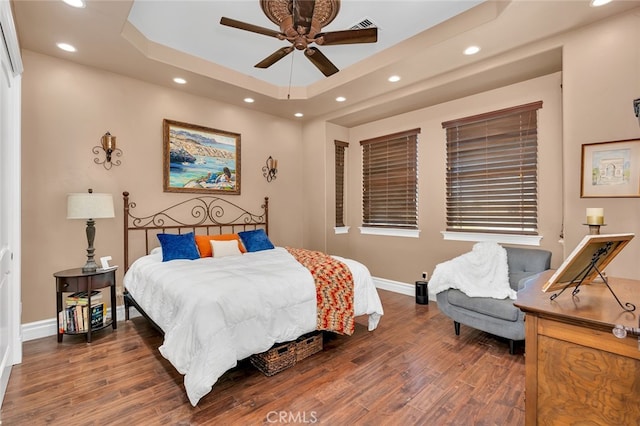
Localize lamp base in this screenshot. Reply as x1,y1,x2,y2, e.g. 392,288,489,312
83,218,97,273
82,260,98,274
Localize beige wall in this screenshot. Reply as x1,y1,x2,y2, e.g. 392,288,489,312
21,51,304,323
561,10,640,279
300,119,328,252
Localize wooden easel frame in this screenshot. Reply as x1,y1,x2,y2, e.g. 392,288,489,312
543,233,634,293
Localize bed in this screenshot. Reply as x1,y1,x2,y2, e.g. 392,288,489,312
121,192,384,406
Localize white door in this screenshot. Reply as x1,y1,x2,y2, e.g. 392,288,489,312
0,0,23,407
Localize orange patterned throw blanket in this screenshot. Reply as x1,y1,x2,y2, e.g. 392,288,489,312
286,247,355,335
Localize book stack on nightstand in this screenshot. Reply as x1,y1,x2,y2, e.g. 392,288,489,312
58,290,108,333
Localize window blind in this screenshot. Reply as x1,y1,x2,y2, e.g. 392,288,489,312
361,128,420,229
335,140,348,227
442,101,542,235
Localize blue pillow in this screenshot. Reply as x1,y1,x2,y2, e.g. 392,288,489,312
157,232,200,262
238,229,274,252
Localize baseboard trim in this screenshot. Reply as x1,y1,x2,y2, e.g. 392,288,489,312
373,276,436,302
21,280,424,342
21,305,141,342
0,349,11,405
373,277,414,296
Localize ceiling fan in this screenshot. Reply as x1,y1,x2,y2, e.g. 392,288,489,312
220,0,378,77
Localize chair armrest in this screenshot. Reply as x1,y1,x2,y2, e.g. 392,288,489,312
506,247,552,291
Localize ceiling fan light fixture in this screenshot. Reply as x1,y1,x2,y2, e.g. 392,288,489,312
221,0,377,79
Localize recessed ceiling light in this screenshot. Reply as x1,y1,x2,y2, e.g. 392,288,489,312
62,0,85,8
173,77,187,84
336,96,346,102
464,45,481,55
56,43,76,52
294,113,304,118
388,75,401,83
590,0,612,6
244,97,254,103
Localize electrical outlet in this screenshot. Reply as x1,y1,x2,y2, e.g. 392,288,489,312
422,271,428,280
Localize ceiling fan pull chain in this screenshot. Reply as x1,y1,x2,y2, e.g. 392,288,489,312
287,50,296,100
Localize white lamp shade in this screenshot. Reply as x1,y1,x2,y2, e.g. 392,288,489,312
67,192,115,219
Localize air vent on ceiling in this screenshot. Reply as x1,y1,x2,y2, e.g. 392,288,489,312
350,17,377,30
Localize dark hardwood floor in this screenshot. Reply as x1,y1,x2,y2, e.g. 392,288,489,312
1,290,525,425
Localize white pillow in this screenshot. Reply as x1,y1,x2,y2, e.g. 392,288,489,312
211,239,242,258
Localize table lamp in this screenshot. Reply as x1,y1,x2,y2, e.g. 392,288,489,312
67,189,115,273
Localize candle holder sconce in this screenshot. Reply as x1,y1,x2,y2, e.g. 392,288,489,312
93,131,122,170
262,156,277,182
584,223,606,235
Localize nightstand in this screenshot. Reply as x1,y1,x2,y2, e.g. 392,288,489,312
54,267,117,343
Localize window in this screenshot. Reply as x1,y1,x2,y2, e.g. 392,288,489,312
360,128,420,229
442,101,542,235
335,140,348,228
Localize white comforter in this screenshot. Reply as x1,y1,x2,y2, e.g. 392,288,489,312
123,247,384,406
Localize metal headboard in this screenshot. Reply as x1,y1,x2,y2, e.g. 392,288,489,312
122,191,269,271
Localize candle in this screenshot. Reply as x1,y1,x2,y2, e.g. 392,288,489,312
586,208,604,225
101,133,116,151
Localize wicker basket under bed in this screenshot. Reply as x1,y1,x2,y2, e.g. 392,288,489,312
250,341,296,376
250,331,323,376
295,331,323,362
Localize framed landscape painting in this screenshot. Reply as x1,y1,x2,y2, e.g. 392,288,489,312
581,139,640,198
163,119,241,195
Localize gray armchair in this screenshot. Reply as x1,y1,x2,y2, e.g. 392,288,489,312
435,246,551,354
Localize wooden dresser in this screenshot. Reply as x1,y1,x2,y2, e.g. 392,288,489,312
515,270,640,425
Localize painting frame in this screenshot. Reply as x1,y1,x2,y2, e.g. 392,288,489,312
581,139,640,198
163,119,241,195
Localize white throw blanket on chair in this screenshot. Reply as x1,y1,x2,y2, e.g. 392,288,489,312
429,242,516,300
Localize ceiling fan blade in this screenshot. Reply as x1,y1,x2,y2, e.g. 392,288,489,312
304,47,339,77
316,28,378,45
255,46,294,69
220,17,283,39
293,0,315,35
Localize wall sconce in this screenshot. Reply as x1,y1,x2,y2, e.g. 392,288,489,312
93,131,122,170
262,156,278,182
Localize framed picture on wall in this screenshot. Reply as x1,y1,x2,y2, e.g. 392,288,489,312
163,119,241,195
581,139,640,198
